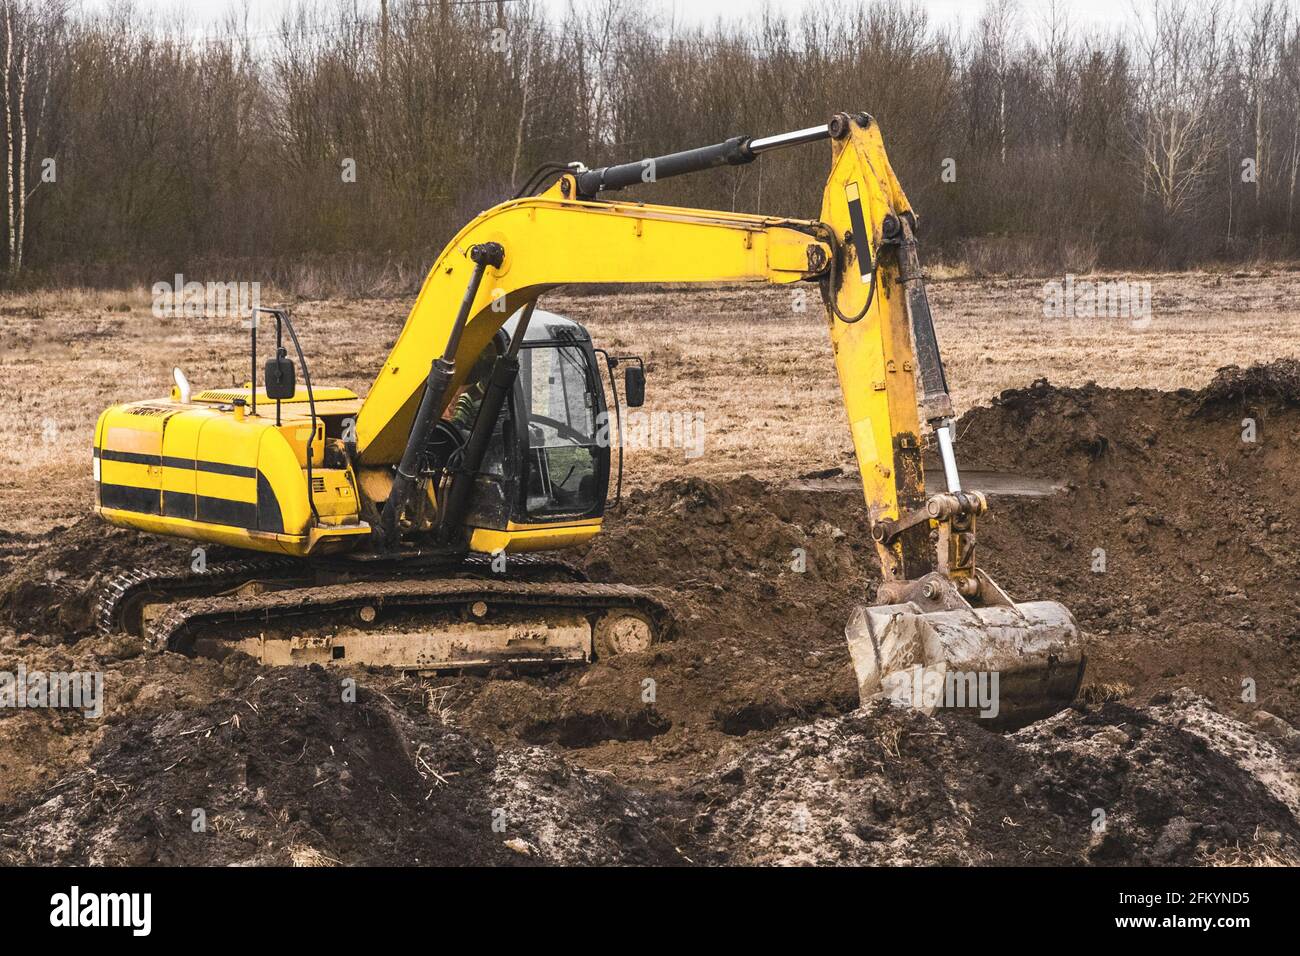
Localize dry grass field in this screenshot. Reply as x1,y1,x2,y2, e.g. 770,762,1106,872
2,269,1298,533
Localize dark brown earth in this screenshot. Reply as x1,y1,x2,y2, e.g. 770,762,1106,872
688,691,1300,865
1,361,1298,865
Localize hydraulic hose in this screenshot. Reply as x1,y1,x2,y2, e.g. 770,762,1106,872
379,242,504,545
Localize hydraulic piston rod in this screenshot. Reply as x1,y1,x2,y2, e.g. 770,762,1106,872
748,124,834,153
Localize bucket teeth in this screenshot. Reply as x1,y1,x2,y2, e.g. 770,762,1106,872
846,574,1085,728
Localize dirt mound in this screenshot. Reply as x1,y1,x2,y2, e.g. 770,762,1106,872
954,360,1300,724
687,692,1300,866
584,475,873,590
0,519,217,638
1194,359,1300,413
0,664,685,866
5,648,1296,865
0,632,207,804
960,359,1299,477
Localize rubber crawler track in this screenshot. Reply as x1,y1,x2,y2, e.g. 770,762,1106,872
96,551,588,638
95,558,299,636
149,579,673,656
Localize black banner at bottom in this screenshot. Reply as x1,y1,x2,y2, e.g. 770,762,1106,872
0,865,1280,942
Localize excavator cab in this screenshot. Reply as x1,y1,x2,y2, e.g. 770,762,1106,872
454,310,620,551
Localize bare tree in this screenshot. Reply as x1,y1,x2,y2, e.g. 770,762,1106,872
1282,18,1300,236
1130,0,1227,222
1241,0,1283,238
0,0,64,278
978,0,1020,165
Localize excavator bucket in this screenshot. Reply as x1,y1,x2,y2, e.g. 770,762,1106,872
845,571,1085,728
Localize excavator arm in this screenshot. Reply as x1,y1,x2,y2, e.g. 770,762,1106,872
354,195,829,464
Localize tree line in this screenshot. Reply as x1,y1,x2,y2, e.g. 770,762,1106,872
4,0,1300,292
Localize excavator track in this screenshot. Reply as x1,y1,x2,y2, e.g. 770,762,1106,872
96,558,301,637
148,578,671,671
96,552,586,638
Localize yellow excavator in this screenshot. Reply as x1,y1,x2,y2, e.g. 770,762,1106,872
92,112,1084,723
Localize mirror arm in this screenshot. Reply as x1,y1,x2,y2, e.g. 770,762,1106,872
257,307,320,523
250,310,257,417
275,312,283,425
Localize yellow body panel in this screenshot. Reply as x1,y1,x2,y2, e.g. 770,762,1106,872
94,389,367,557
159,407,204,520
468,519,603,554
95,507,367,556
310,468,361,522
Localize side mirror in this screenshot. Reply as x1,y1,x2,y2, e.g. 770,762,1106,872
624,365,645,408
265,353,296,400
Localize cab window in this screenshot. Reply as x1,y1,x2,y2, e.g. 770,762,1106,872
519,343,600,517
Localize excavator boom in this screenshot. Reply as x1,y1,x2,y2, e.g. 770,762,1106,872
352,197,828,465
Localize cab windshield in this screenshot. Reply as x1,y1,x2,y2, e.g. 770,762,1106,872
519,342,600,517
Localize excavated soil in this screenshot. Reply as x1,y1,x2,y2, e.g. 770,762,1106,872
688,691,1300,865
1,361,1298,865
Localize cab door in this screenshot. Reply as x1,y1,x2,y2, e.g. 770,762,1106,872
515,340,608,521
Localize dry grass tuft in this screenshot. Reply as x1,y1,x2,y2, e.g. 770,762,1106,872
1081,682,1135,705
1198,827,1299,866
289,844,341,867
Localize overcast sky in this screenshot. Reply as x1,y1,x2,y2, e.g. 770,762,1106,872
82,0,1145,37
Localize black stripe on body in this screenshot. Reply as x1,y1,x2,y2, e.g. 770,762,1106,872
258,472,285,533
198,495,258,528
99,483,161,515
163,491,196,519
96,447,257,479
